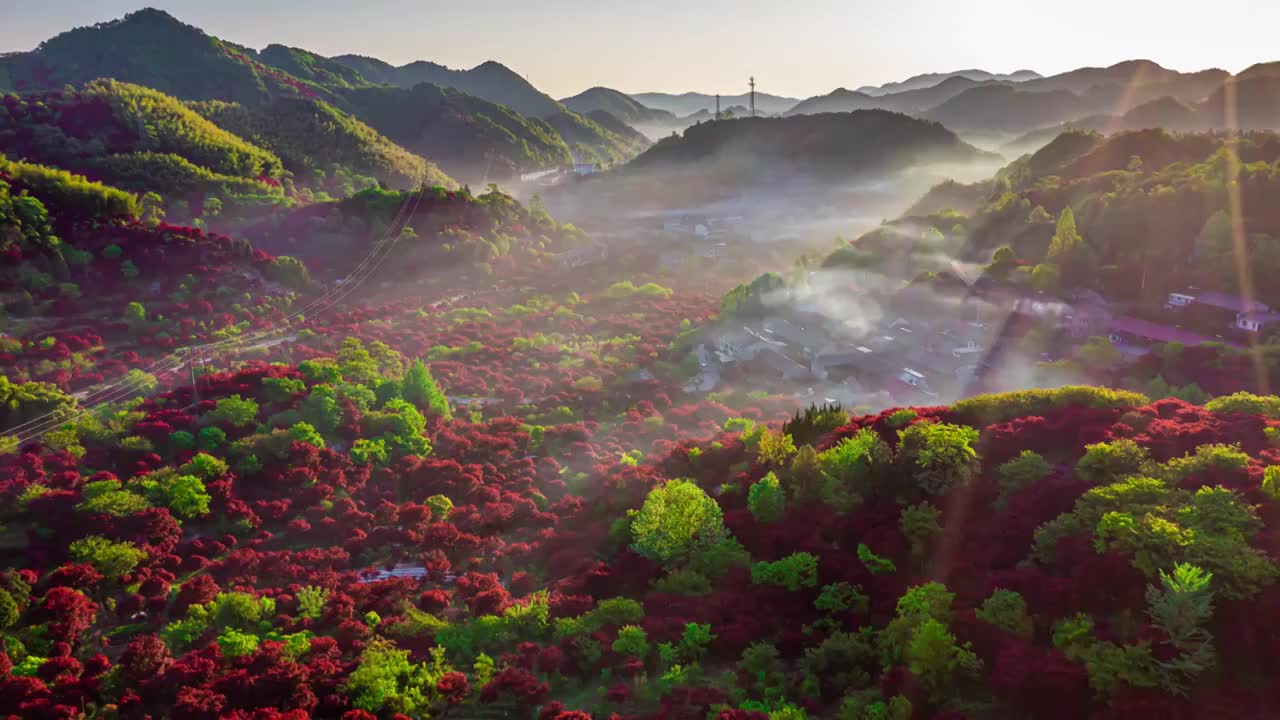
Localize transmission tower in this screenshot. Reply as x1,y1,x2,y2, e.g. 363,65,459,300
749,76,756,117
715,94,721,120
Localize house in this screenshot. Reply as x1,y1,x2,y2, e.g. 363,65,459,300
762,318,825,355
1060,293,1113,338
713,328,770,363
1191,291,1273,332
746,347,812,381
1238,310,1280,334
1106,316,1222,352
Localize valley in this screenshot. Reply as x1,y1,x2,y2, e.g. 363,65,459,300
1,6,1280,720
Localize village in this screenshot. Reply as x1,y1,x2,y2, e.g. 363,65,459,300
550,202,1278,408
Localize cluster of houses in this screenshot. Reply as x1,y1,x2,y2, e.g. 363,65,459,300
710,307,995,403
698,277,1277,403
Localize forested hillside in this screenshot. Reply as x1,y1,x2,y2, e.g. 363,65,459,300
189,97,454,191
0,80,286,198
0,8,649,184
628,111,992,180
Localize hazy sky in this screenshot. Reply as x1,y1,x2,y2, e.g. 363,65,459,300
2,0,1277,99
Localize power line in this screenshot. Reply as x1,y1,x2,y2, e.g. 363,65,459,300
5,186,428,445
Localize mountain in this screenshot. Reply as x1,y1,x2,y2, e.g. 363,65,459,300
782,88,879,116
786,76,1007,116
0,9,330,105
188,96,455,190
559,87,676,126
1018,59,1227,102
0,9,648,183
925,85,1087,133
855,68,1040,96
1201,75,1280,130
340,83,573,180
626,110,992,180
253,44,367,89
628,91,801,117
0,79,286,197
328,58,647,167
583,110,651,146
331,55,563,118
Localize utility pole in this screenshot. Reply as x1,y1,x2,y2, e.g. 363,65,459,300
749,76,756,118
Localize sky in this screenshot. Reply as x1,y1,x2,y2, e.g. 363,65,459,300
2,0,1278,99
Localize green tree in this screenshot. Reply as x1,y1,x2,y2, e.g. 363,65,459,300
298,385,342,437
402,359,452,419
69,536,147,578
296,585,330,620
757,429,797,466
207,395,259,427
748,472,786,524
899,502,942,561
1145,563,1216,694
1075,439,1151,485
1030,263,1060,291
0,588,18,629
217,628,260,658
1048,208,1082,261
975,589,1033,637
630,479,730,567
751,552,819,591
904,618,981,699
895,422,980,496
612,625,650,658
857,543,896,575
997,450,1053,505
288,422,325,449
123,301,147,326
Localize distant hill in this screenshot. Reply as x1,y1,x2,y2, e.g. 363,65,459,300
188,96,454,190
926,85,1084,133
783,88,879,116
1201,75,1280,130
626,111,992,181
629,91,800,117
786,76,1006,116
0,8,326,105
1002,79,1280,156
340,84,573,180
855,69,1040,96
0,9,648,183
583,110,651,146
1018,60,1227,102
253,44,366,89
331,55,563,118
560,87,675,126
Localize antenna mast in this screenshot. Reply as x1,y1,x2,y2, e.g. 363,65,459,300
749,76,756,117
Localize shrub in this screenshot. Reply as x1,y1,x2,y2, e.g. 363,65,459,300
752,552,819,591
69,536,147,579
1075,439,1151,485
975,589,1033,637
611,625,649,658
997,450,1053,504
747,472,786,524
895,422,980,495
952,386,1147,426
1204,392,1280,419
